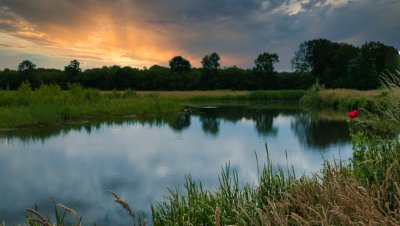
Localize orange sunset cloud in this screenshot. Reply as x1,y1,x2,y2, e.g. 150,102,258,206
0,0,399,70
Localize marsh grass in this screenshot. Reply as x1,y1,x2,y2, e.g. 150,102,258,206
0,84,182,128
249,90,306,101
151,146,297,226
298,80,390,111
349,71,400,212
185,90,306,103
0,86,308,128
25,200,81,226
250,162,400,226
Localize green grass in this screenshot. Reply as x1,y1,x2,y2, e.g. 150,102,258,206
151,147,297,226
299,85,390,111
0,85,307,128
0,84,182,128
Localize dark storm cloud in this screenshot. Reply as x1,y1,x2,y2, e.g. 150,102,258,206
0,0,399,70
319,0,400,47
0,0,83,27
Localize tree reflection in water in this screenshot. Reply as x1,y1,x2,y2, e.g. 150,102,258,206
189,106,282,137
0,106,350,150
290,113,350,149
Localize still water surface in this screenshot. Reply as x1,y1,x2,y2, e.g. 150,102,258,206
0,105,352,225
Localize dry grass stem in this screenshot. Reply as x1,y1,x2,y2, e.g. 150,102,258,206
108,189,136,221
56,203,81,225
26,217,51,226
25,208,46,221
215,207,220,226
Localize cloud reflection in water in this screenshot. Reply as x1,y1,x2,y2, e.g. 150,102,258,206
0,106,352,225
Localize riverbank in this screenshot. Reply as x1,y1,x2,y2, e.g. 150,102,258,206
299,86,390,111
2,82,391,129
0,85,306,128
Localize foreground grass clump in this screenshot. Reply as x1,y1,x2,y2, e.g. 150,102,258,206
251,163,400,225
151,152,297,226
0,83,182,128
151,158,400,225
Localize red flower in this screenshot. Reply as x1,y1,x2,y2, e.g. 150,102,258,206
347,109,358,119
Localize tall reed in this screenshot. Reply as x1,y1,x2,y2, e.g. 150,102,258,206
151,147,297,226
250,161,400,225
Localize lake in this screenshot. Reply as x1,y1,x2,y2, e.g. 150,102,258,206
0,105,352,225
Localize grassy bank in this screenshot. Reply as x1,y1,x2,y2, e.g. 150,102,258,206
4,80,388,129
0,84,181,128
0,85,306,128
299,83,391,111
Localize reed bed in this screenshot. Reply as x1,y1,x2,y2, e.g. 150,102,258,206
150,148,297,226
298,81,389,111
0,84,182,128
250,162,400,226
0,85,307,128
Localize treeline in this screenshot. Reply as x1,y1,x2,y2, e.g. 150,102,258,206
292,39,399,89
0,39,398,90
0,64,314,91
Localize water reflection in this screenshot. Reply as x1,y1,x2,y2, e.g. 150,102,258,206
291,113,350,149
0,106,349,148
0,105,352,225
191,106,281,137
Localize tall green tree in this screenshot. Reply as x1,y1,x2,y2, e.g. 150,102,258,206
18,60,36,72
347,52,379,90
17,60,37,87
361,41,400,74
64,59,81,76
169,56,191,72
291,41,313,72
254,52,279,74
291,39,364,88
201,52,220,71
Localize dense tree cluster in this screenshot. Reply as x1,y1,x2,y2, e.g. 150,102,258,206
291,39,399,89
0,39,398,90
0,54,314,91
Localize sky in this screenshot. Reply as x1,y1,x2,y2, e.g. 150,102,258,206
0,0,399,71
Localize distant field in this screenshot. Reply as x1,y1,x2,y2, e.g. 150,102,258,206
100,90,250,97
319,89,381,99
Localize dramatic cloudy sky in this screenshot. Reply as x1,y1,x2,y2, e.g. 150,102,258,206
0,0,399,71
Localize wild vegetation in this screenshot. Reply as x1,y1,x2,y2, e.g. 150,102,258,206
0,83,309,128
299,82,391,111
0,83,181,128
1,40,398,91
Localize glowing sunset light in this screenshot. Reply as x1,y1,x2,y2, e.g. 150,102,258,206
0,0,399,70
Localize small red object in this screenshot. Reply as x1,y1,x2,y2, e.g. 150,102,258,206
347,109,358,119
